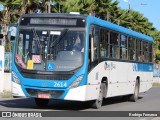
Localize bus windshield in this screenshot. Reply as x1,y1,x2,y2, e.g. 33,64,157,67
15,28,85,71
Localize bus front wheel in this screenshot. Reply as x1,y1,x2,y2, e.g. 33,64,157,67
35,98,49,107
92,83,105,109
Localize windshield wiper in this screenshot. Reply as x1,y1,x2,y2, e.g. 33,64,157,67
32,28,42,48
50,29,68,47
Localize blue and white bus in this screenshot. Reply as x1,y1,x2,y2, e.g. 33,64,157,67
10,13,153,109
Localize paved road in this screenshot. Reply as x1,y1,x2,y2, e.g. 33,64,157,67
0,87,160,120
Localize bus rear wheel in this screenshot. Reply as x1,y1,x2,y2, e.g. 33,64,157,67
35,98,49,107
129,81,139,102
92,83,105,109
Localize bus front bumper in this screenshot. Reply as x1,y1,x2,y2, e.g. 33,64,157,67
12,81,100,101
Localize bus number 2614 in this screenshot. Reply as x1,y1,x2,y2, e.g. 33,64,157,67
53,82,67,88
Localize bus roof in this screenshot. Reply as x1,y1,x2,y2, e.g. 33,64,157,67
21,13,153,42
87,16,153,42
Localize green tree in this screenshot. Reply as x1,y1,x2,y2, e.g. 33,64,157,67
51,0,96,14
18,0,39,15
1,0,160,62
94,0,119,21
0,0,21,46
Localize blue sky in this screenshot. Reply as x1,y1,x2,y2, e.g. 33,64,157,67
0,5,4,11
113,0,160,31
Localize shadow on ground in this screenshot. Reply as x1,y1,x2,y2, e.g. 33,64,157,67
0,95,143,111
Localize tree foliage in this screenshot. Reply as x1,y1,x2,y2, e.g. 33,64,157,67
0,0,160,61
52,0,160,60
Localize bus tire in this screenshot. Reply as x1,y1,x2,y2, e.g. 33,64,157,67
129,81,139,102
35,98,49,107
92,83,105,109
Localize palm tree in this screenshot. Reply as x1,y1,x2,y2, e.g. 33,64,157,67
0,0,21,46
18,0,39,15
51,0,96,14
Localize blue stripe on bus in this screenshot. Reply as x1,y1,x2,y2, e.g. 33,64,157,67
132,63,153,72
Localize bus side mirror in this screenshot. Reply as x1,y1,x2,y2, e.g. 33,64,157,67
6,32,15,43
7,23,18,43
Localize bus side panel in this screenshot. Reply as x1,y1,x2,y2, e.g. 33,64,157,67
127,63,153,93
88,61,109,99
108,61,131,97
139,72,153,93
88,61,153,99
140,63,153,92
127,63,142,94
88,62,109,85
88,61,135,98
85,84,100,101
107,82,135,97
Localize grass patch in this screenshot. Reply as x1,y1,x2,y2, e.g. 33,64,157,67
0,92,12,98
152,82,160,87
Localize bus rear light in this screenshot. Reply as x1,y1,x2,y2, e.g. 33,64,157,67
69,75,84,89
12,71,22,85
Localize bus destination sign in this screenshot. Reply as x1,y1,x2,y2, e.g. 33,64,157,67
30,18,77,26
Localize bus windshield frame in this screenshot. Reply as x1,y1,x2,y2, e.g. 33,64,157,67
15,17,86,72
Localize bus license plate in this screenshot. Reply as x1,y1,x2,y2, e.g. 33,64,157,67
38,93,50,99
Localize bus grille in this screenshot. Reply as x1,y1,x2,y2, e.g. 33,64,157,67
21,73,72,80
25,88,64,98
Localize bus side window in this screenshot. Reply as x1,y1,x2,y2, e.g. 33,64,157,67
143,41,149,62
148,43,153,62
120,34,127,60
93,34,99,60
100,28,108,58
128,37,135,61
136,39,141,62
110,32,119,59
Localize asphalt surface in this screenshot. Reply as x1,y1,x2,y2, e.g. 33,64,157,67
0,86,160,120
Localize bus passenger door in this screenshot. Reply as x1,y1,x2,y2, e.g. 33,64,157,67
88,25,100,85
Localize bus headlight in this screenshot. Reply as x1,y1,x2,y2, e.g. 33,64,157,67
12,71,22,85
69,75,84,89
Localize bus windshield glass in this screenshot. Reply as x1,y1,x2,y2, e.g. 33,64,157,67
15,27,85,71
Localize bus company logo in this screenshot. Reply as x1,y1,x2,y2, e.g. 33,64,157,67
104,62,109,71
110,62,116,70
104,62,116,71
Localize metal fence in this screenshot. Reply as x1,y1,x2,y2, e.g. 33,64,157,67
4,52,12,72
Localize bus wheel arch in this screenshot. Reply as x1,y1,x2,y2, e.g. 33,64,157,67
129,77,140,102
101,77,108,98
